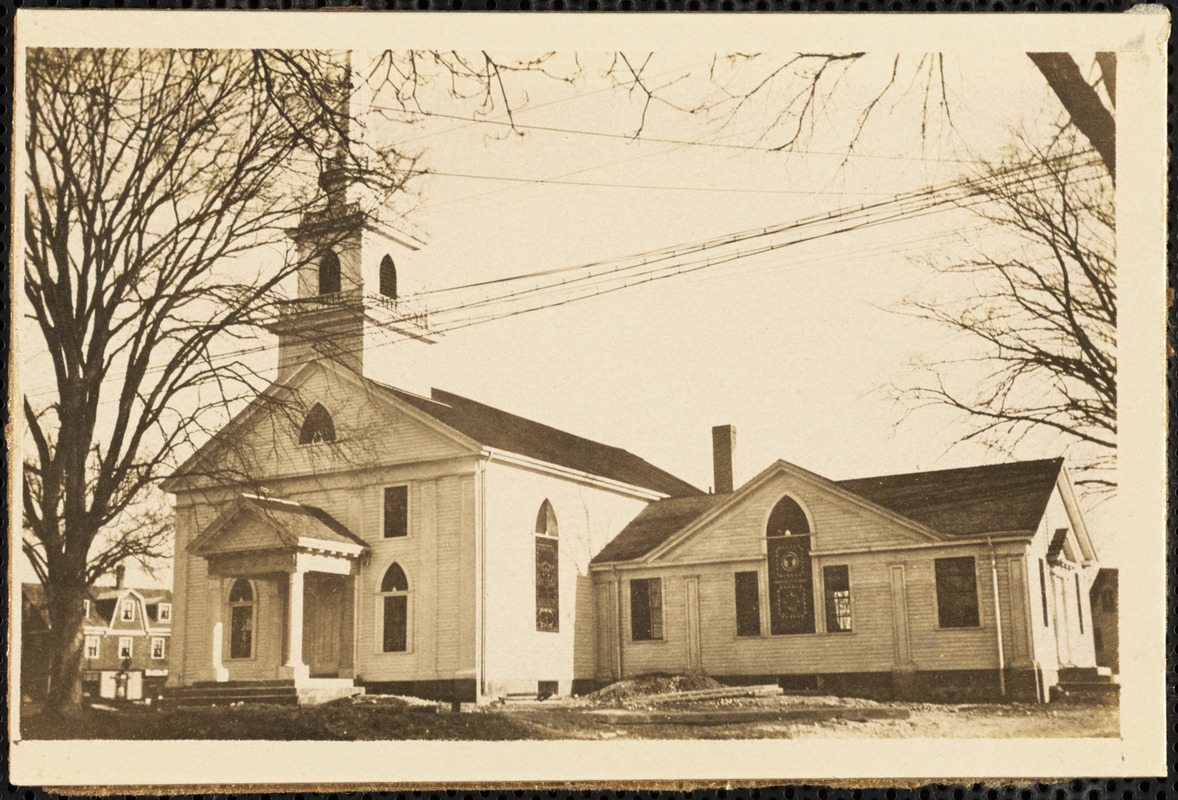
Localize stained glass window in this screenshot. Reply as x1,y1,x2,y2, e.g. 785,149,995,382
535,500,559,632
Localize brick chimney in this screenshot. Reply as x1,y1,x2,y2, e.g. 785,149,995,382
115,564,126,590
712,425,736,494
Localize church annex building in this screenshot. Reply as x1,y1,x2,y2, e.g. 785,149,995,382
162,179,1105,707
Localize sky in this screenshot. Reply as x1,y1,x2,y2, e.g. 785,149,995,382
18,48,1122,588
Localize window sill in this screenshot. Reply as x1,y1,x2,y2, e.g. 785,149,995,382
629,638,666,645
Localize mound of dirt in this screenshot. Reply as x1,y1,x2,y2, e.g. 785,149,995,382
587,674,724,705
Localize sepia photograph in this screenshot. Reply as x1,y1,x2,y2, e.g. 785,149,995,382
8,9,1168,788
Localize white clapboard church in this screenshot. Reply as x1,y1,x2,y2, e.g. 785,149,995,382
162,57,1110,707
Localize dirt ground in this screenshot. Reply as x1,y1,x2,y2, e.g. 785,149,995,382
20,692,1118,741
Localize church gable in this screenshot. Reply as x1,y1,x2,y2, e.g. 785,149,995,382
656,464,938,564
165,362,479,492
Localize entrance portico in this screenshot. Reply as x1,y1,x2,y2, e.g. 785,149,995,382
189,494,368,693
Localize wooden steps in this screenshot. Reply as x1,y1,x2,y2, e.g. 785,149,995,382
1051,667,1119,704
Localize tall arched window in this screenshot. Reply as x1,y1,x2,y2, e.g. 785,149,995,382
765,495,815,635
318,251,341,295
535,500,559,632
227,579,255,659
379,563,409,653
298,403,335,444
379,255,398,299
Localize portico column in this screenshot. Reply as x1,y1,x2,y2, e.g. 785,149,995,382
208,578,229,682
283,568,310,682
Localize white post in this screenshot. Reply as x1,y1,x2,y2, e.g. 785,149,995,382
209,578,229,682
283,568,309,682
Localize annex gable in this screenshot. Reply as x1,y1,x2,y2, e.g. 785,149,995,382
654,461,941,565
165,362,480,493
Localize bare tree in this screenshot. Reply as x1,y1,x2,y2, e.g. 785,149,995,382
20,47,416,713
895,133,1115,488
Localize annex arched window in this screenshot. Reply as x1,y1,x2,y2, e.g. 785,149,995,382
227,579,255,659
535,500,559,632
765,495,815,635
379,255,398,299
298,403,335,445
318,251,341,295
379,563,409,653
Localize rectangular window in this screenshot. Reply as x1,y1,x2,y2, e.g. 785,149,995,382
383,486,409,538
151,637,166,660
120,598,135,621
158,603,172,622
118,637,133,659
630,578,663,641
84,636,100,659
1075,573,1084,633
734,571,761,637
230,605,253,659
1039,559,1050,626
823,565,852,633
383,595,408,652
934,556,980,628
83,599,91,618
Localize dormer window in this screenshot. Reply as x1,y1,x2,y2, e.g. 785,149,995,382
318,251,341,295
298,403,335,444
120,598,136,621
379,255,398,299
158,603,172,623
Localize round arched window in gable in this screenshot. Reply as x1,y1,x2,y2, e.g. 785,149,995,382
379,255,398,299
298,403,336,445
766,495,810,538
379,563,409,653
318,251,341,295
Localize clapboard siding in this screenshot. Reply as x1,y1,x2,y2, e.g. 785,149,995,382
481,461,650,695
664,472,931,564
607,538,1036,678
353,471,474,682
178,365,474,492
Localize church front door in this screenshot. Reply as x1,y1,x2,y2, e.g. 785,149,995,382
303,573,346,678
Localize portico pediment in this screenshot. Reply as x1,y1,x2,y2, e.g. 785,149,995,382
190,494,368,565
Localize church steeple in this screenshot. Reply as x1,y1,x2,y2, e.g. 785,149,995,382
271,50,432,383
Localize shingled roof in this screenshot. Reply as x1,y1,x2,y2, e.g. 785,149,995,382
371,381,702,498
837,458,1064,537
591,457,1065,564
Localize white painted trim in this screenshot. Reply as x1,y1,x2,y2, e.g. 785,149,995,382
642,459,944,564
812,536,1033,557
483,448,669,501
591,554,764,572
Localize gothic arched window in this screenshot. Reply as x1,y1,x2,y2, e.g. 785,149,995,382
379,255,398,299
535,500,559,632
765,495,815,635
379,563,409,653
227,579,255,659
319,251,341,295
298,403,335,444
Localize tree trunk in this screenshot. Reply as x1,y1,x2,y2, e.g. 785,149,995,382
43,580,87,714
1028,52,1116,182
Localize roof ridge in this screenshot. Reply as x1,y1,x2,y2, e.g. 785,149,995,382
838,456,1064,485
